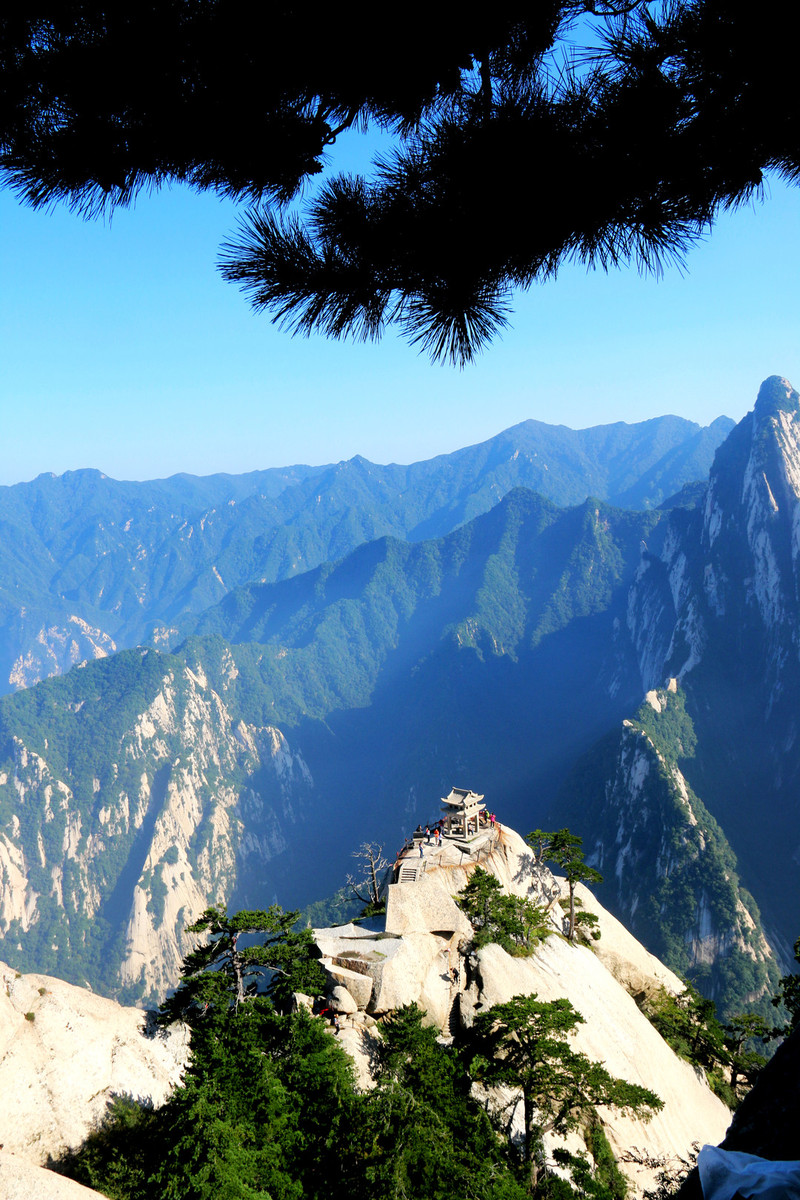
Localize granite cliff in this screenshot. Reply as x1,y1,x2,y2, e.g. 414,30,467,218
0,654,313,1002
567,377,800,1003
1,823,733,1199
312,824,731,1196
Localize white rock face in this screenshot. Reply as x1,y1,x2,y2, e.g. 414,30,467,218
0,1152,108,1200
0,960,189,1166
8,616,117,692
464,940,730,1195
315,824,731,1196
0,662,314,1002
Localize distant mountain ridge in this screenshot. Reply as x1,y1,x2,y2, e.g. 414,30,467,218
579,377,800,961
0,485,773,1012
9,394,795,1017
0,413,732,692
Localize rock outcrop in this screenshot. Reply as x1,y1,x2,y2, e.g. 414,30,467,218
0,1152,108,1200
0,960,189,1166
312,825,731,1195
617,376,800,951
561,685,780,1014
0,656,313,1002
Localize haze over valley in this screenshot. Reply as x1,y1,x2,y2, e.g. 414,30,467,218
0,381,797,1025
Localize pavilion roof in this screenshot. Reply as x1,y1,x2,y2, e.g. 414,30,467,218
441,787,485,812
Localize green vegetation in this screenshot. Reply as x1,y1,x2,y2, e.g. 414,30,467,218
641,985,770,1107
52,907,655,1200
526,830,603,944
584,1118,629,1200
557,687,781,1018
6,3,793,365
771,935,800,1033
455,867,552,955
157,906,327,1022
464,994,662,1194
632,688,697,765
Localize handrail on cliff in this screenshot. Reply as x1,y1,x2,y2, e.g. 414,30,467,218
391,821,501,881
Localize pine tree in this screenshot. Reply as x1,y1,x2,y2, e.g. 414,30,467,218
4,3,798,363
157,905,326,1025
466,994,662,1192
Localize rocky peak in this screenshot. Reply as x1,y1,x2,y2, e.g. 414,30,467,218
313,824,731,1196
617,378,800,956
752,374,800,423
705,375,800,531
625,376,800,694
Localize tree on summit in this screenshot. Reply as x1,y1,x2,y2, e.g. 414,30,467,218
346,841,389,914
455,866,551,955
3,2,799,364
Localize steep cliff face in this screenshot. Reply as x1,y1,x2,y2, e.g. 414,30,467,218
625,377,800,693
7,613,117,692
0,653,313,1001
592,378,800,964
562,686,779,1013
314,825,731,1197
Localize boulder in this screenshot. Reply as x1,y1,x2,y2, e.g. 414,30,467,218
329,985,358,1014
321,959,373,1009
385,880,472,937
367,932,453,1026
335,1023,381,1091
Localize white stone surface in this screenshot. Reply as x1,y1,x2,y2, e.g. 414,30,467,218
0,1152,108,1200
368,931,452,1024
0,961,189,1165
467,940,731,1194
321,958,374,1008
330,984,358,1013
334,1021,381,1091
563,881,686,1001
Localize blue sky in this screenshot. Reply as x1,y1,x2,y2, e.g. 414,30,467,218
2,138,799,486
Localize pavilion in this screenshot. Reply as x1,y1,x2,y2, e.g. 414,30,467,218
440,787,486,840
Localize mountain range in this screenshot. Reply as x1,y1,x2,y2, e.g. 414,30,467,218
2,388,797,1019
0,413,732,693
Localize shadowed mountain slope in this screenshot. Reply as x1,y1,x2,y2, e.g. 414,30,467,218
0,414,730,692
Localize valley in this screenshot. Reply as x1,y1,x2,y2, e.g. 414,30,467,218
0,386,797,1022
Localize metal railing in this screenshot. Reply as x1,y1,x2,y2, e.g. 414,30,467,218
392,823,501,880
